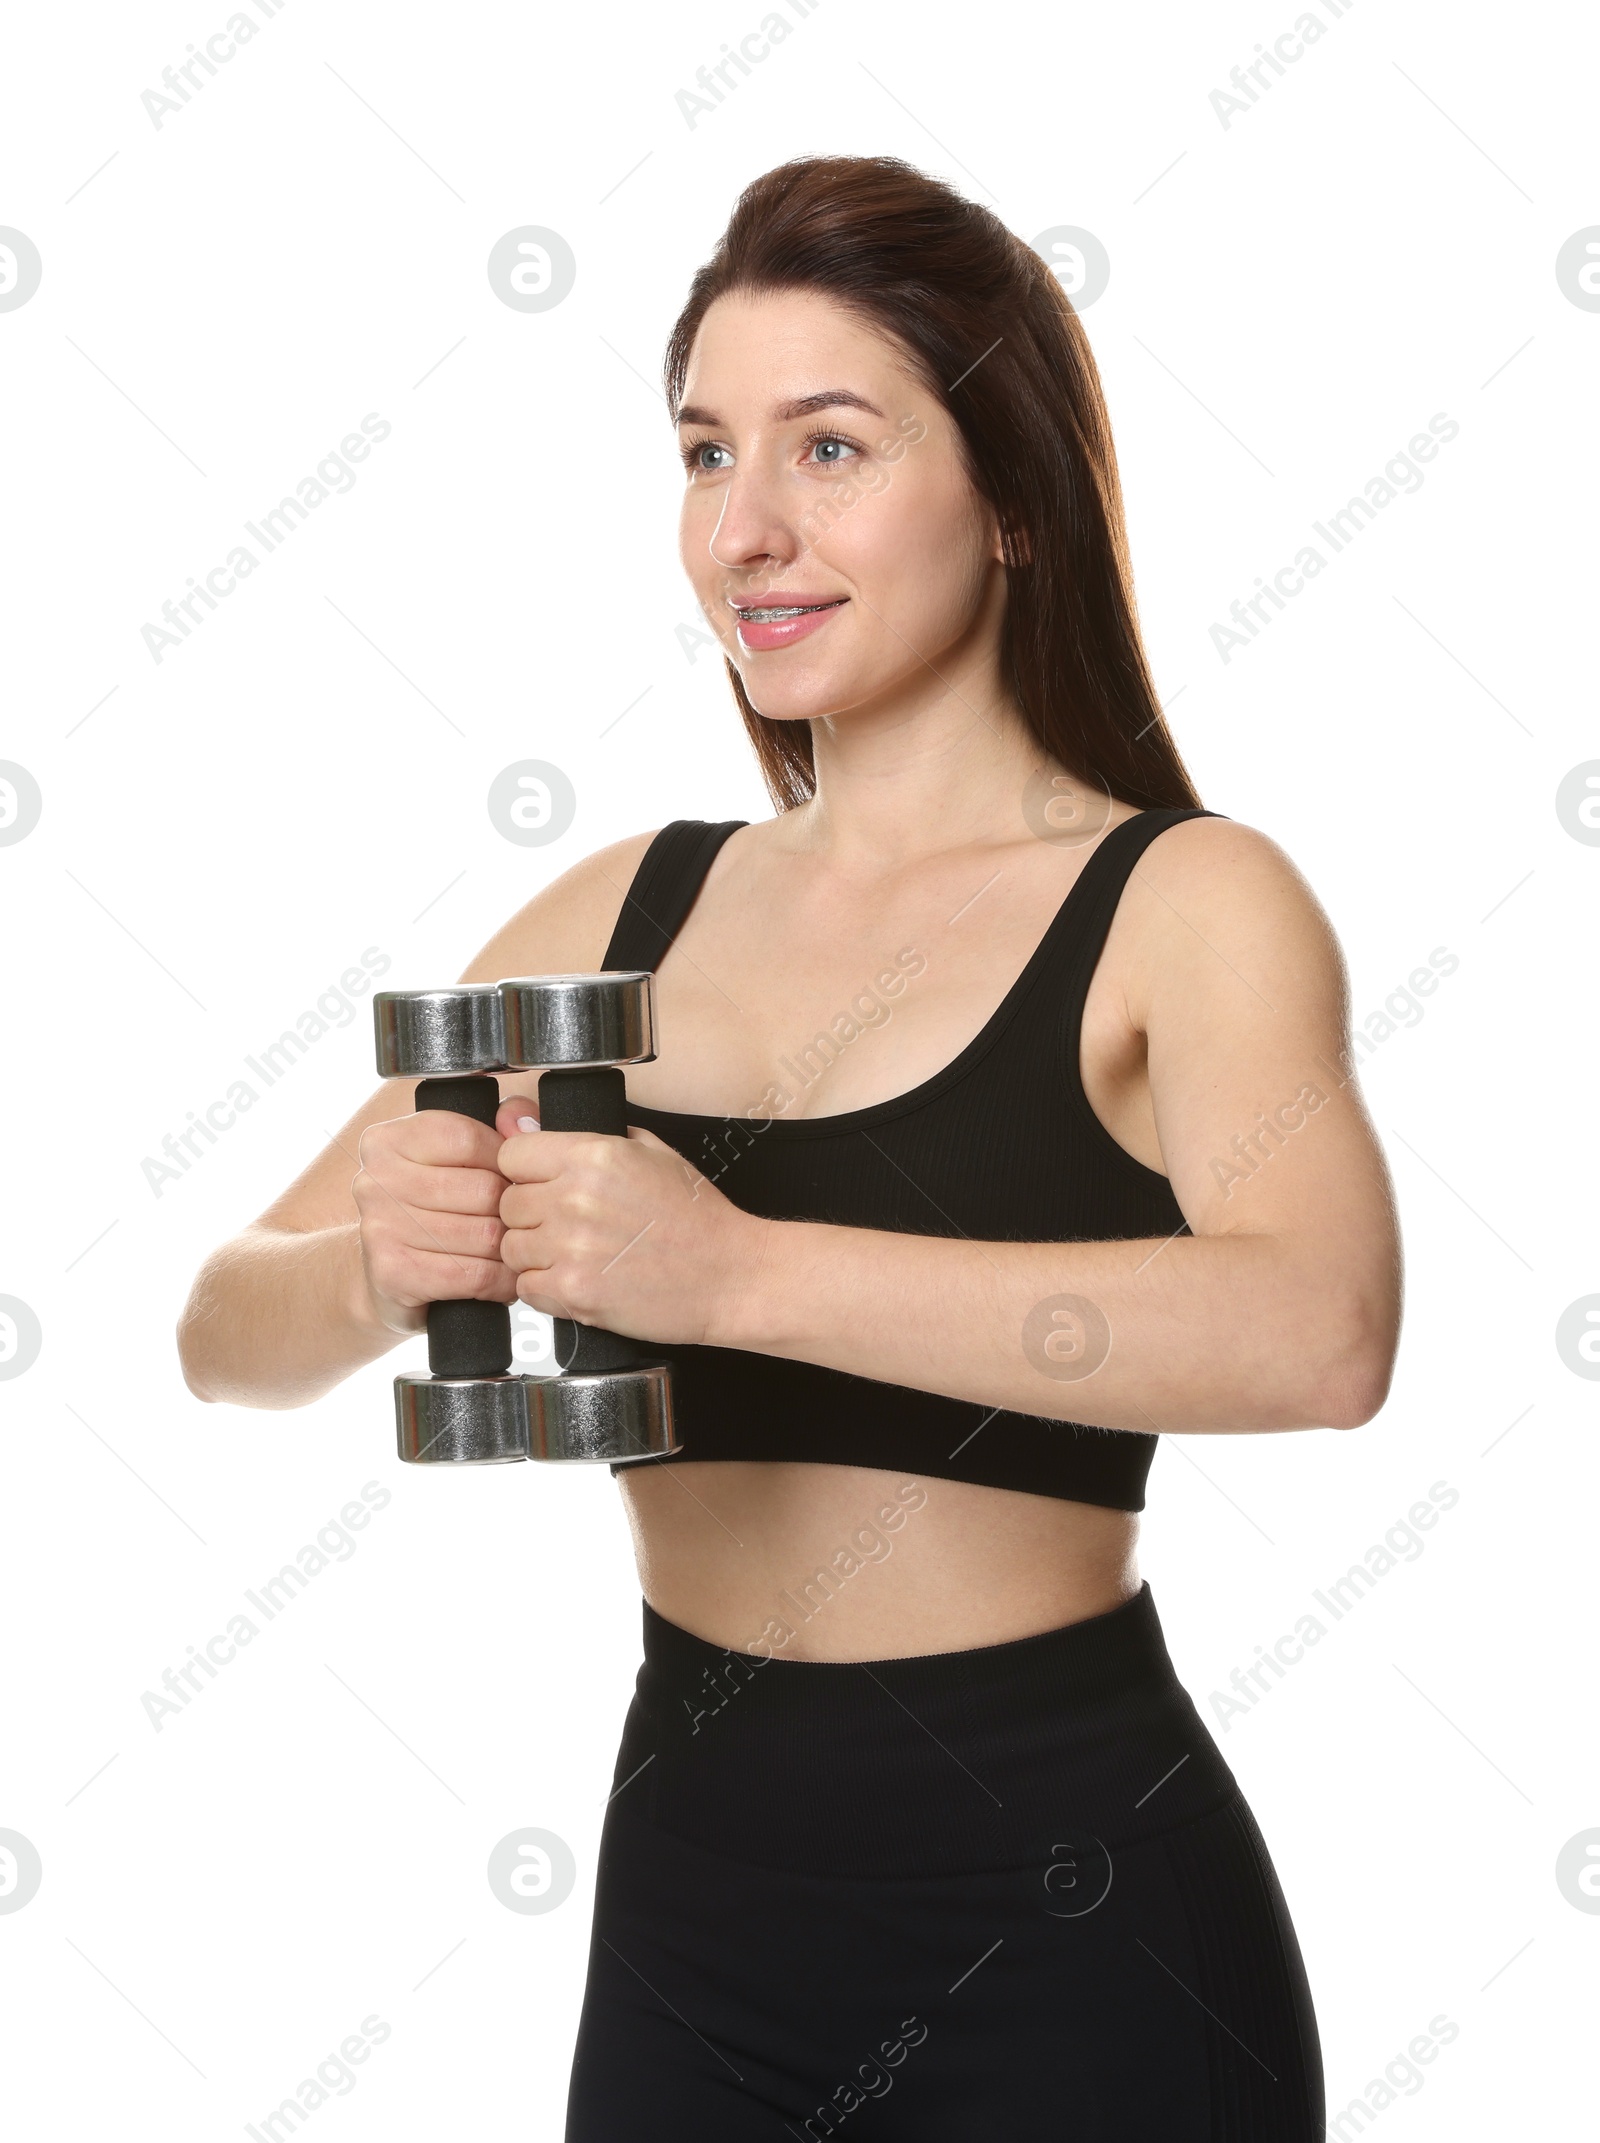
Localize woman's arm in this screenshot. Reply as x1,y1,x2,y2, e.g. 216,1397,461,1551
502,820,1402,1435
177,1073,451,1410
176,832,657,1408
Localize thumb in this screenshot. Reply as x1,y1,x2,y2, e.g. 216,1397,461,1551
495,1095,540,1139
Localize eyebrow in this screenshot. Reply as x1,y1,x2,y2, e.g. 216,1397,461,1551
675,389,887,427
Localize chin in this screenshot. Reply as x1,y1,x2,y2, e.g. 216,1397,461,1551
736,674,843,724
742,659,903,725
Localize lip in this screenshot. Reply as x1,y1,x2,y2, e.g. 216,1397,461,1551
729,594,848,653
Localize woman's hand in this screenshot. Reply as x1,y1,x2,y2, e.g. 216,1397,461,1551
351,1093,540,1336
497,1115,769,1347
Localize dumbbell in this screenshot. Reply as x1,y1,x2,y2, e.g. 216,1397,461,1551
371,972,678,1468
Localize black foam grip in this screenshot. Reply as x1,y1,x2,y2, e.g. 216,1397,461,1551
537,1066,628,1136
538,1066,659,1375
415,1074,512,1379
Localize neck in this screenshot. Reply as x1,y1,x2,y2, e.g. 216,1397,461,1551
784,564,1069,865
805,700,1043,862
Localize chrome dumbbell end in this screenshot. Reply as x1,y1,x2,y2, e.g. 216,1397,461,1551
527,1364,677,1462
497,969,658,1070
373,983,510,1080
394,1372,532,1465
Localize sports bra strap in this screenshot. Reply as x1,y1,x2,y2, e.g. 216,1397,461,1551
601,819,748,973
1055,807,1226,983
1049,807,1226,1082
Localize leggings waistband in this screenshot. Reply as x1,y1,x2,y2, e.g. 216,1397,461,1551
626,1581,1239,1877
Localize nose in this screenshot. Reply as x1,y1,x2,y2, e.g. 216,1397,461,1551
706,460,798,586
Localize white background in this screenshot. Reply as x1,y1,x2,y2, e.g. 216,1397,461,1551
1,0,1595,2134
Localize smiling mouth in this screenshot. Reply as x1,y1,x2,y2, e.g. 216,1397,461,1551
734,599,847,623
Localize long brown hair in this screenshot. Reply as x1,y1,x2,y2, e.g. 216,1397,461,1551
664,154,1200,814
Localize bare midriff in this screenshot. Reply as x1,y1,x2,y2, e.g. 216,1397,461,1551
616,1460,1141,1661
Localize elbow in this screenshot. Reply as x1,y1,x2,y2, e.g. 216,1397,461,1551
176,1317,217,1404
1318,1368,1389,1431
1309,1294,1398,1431
176,1257,229,1403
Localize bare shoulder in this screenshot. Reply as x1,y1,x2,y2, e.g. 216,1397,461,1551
456,827,663,985
1116,813,1349,1025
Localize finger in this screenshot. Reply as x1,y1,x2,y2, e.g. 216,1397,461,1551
497,1181,547,1229
515,1270,575,1318
387,1246,519,1306
385,1111,508,1175
357,1189,509,1263
495,1128,602,1182
362,1147,509,1217
499,1225,550,1277
495,1095,539,1139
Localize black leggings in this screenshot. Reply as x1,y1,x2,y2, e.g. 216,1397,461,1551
565,1582,1323,2139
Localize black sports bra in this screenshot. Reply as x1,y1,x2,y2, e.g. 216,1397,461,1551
600,807,1223,1510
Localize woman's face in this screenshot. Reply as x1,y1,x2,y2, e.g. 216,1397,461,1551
676,288,1006,727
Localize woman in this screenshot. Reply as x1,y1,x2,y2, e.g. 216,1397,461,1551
181,156,1400,2137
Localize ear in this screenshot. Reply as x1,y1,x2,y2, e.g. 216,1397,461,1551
995,520,1032,567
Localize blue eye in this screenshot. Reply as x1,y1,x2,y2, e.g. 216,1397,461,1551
681,438,731,472
805,434,859,464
